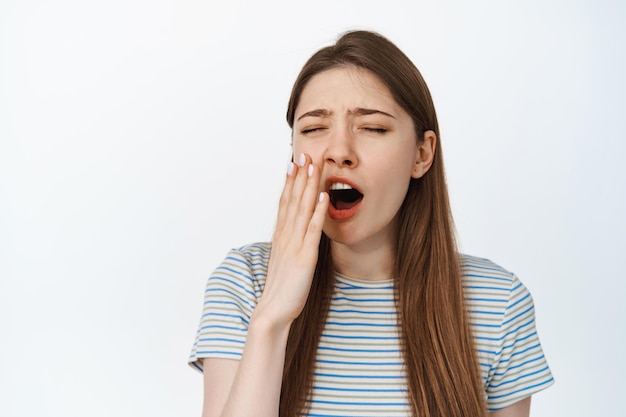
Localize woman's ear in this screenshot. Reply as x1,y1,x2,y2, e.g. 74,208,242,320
411,130,437,179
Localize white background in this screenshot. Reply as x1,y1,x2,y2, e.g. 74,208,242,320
1,0,624,416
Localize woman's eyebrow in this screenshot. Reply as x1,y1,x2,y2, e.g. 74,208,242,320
297,109,332,121
349,108,396,118
296,107,395,121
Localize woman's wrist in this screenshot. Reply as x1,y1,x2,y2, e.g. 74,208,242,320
248,302,294,340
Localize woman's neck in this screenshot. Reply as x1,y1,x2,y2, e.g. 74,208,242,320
330,239,395,281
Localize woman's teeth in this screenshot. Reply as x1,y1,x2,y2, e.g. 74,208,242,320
330,182,353,190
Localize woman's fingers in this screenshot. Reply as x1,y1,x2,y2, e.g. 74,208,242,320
290,153,309,201
304,191,329,249
292,161,323,236
275,161,297,234
275,153,322,241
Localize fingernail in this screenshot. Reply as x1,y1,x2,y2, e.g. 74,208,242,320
299,153,306,167
319,192,325,202
308,164,314,177
287,162,295,176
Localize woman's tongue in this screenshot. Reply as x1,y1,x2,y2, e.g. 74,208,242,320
330,189,363,210
335,199,356,210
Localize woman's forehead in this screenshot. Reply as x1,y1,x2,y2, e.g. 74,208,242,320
295,66,401,117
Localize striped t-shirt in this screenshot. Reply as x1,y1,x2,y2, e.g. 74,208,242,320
188,242,554,415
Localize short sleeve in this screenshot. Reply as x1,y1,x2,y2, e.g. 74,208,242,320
485,274,555,410
187,244,269,372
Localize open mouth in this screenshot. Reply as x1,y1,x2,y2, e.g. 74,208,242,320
328,182,364,210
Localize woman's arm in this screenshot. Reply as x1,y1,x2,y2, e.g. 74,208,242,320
201,359,238,417
489,397,531,417
201,317,291,417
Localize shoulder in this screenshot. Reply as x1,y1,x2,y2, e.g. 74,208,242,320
460,254,515,287
217,242,271,283
204,242,271,296
459,254,534,314
231,242,272,265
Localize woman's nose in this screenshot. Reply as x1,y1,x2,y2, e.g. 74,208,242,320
324,128,358,168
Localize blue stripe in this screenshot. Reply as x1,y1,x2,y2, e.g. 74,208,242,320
332,296,394,303
466,297,508,303
475,334,505,342
204,300,241,308
506,292,531,312
205,288,253,308
217,259,264,279
476,329,537,346
501,331,537,351
496,343,541,365
202,312,249,325
195,350,241,357
199,324,246,332
470,309,505,316
464,285,510,292
307,414,401,417
322,333,398,341
307,414,350,417
328,308,396,315
508,343,542,360
306,413,412,417
472,322,501,329
502,317,535,340
316,359,403,366
315,372,404,380
242,243,271,252
313,385,407,393
487,377,555,401
318,346,400,354
225,255,252,268
310,399,408,407
198,337,245,344
464,273,512,283
213,269,256,293
493,365,551,389
494,354,545,376
462,262,512,274
326,321,395,328
241,250,270,259
336,283,394,290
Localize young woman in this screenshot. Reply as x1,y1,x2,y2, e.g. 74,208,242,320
189,30,554,417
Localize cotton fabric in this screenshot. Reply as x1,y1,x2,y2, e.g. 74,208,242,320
189,242,554,415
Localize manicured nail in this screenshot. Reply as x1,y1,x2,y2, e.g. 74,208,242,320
308,164,314,177
287,162,295,176
319,192,325,202
299,153,306,167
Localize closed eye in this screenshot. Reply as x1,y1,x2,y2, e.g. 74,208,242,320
363,127,387,134
301,127,326,134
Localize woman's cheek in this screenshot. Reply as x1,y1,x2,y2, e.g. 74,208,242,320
293,142,322,165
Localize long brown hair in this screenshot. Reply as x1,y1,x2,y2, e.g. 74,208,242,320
281,30,487,417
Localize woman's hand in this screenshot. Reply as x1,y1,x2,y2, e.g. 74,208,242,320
206,154,327,417
254,153,328,328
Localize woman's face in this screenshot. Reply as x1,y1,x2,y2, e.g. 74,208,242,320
292,66,429,252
